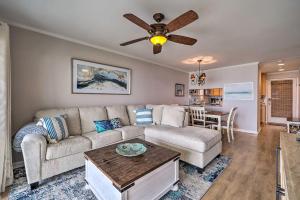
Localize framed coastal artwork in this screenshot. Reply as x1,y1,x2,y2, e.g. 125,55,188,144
72,59,131,94
175,83,185,97
224,82,254,100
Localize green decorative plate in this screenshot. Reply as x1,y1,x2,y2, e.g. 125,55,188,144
116,143,147,157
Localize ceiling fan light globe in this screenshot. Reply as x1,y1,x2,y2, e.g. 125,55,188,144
150,35,167,46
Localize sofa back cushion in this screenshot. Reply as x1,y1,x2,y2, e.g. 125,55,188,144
106,105,130,126
146,105,164,125
127,105,145,125
79,106,108,134
35,107,81,136
161,106,185,128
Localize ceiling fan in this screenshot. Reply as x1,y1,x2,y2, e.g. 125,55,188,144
120,10,199,54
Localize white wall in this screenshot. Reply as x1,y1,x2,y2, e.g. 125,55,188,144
189,62,259,133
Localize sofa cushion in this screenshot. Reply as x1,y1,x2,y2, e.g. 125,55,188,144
82,130,122,149
35,107,81,136
106,105,130,126
127,105,145,125
46,136,91,160
144,125,221,153
79,106,108,133
161,106,185,128
146,105,164,125
115,126,145,140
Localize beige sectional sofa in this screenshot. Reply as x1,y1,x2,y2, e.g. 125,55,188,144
21,104,222,189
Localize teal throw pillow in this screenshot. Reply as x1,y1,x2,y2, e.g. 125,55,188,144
94,120,113,133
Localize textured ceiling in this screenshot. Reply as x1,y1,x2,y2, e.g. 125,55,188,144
1,0,300,72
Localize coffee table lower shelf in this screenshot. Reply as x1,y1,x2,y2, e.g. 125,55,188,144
85,158,179,200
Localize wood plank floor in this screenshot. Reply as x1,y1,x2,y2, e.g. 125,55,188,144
203,125,282,200
0,125,283,200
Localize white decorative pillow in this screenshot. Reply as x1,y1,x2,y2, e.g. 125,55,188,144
161,106,185,128
37,116,69,143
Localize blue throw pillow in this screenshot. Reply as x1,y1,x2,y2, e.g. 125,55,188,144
110,118,122,129
94,120,113,133
135,108,153,126
13,123,48,152
36,116,69,144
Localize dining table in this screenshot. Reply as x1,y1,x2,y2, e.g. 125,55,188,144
205,110,230,132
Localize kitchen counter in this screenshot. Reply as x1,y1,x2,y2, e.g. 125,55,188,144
280,133,300,200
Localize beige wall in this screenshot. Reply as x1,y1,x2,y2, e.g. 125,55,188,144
10,26,189,135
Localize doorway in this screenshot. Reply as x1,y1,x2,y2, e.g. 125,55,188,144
266,78,298,124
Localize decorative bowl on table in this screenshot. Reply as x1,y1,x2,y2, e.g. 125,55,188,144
116,143,147,157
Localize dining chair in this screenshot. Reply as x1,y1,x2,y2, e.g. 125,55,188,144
212,107,238,142
189,107,215,128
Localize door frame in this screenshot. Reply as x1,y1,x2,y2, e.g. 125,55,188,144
266,77,299,123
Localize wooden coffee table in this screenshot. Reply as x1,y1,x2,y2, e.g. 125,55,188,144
84,138,181,200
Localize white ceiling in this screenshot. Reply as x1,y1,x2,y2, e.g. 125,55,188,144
1,0,300,72
260,57,300,73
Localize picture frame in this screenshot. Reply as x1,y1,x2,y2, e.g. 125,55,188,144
224,82,253,100
175,83,185,97
72,58,131,95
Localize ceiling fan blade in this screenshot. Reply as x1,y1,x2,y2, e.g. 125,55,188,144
120,37,149,46
166,10,198,33
123,14,152,31
168,34,197,45
153,44,162,54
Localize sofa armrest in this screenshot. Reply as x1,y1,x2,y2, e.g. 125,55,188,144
21,134,47,184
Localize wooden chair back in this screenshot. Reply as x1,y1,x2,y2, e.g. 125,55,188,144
227,107,238,128
189,106,206,126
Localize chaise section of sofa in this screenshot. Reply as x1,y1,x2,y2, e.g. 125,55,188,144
145,125,222,169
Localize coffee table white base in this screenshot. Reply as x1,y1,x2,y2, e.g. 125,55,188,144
85,158,179,200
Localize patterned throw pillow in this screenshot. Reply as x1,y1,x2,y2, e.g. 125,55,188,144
36,116,69,143
94,120,113,133
135,108,153,126
13,123,48,152
110,118,122,129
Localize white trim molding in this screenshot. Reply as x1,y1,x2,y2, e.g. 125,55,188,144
234,128,258,134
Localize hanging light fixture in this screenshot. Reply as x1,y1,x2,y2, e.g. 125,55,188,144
197,60,206,86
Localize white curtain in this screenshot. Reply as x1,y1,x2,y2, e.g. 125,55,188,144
0,21,13,192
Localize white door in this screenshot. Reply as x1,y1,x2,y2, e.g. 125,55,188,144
266,78,298,124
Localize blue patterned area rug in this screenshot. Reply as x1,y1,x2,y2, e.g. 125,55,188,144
9,156,230,200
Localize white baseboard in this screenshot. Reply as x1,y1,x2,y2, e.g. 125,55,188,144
234,128,258,134
13,161,24,169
